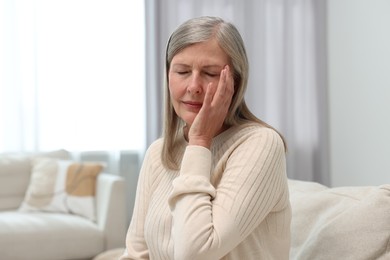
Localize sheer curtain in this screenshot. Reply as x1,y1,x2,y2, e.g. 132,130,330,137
0,0,37,151
1,0,146,154
145,0,329,184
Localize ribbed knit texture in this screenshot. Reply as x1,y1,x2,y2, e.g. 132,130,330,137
120,123,291,260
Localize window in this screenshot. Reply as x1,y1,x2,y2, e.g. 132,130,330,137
0,0,145,152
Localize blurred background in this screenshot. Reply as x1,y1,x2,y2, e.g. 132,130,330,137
1,0,389,187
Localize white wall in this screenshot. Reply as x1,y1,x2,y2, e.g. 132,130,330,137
328,0,390,186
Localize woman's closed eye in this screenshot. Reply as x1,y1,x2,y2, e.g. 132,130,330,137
205,72,219,77
177,71,190,75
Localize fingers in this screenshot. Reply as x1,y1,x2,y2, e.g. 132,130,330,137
203,82,215,108
200,65,233,112
187,65,233,145
213,65,234,106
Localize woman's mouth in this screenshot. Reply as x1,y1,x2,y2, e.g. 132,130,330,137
182,101,203,110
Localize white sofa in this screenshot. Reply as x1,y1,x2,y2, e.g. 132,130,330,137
95,179,390,260
0,150,127,260
94,179,390,260
289,179,390,260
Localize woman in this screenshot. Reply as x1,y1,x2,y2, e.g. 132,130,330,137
120,16,291,260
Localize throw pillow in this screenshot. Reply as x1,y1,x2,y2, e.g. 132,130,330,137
18,157,104,221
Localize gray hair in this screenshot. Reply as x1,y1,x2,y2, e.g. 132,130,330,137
162,16,285,170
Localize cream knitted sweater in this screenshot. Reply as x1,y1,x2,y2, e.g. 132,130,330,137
120,123,291,260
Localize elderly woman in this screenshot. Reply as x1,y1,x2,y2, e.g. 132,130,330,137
120,16,291,260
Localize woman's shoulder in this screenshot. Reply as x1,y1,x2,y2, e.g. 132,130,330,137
143,138,164,159
149,137,164,149
233,122,281,138
231,123,285,150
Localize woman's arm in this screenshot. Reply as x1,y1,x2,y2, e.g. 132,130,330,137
168,128,288,260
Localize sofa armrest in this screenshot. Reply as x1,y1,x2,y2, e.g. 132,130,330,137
96,173,127,250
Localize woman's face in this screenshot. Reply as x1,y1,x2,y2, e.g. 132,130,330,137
168,39,230,127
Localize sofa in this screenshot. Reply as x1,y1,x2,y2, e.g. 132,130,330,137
95,179,390,260
289,179,390,260
0,150,128,260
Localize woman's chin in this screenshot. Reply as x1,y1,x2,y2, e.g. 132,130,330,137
181,114,197,126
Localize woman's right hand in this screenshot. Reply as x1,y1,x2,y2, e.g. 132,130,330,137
188,65,234,148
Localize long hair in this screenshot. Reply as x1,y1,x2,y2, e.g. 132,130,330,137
162,16,286,170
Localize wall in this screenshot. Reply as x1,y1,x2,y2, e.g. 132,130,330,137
328,0,390,186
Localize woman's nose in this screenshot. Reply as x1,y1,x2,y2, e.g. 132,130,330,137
187,74,203,94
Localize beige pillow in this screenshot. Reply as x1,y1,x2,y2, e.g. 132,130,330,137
289,179,390,260
19,157,103,221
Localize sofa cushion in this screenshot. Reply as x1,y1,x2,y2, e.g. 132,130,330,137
289,179,390,260
0,150,71,210
0,156,31,210
19,157,104,221
93,248,125,260
0,211,104,260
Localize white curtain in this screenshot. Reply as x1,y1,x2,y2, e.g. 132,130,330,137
0,0,37,151
145,0,329,184
1,0,146,153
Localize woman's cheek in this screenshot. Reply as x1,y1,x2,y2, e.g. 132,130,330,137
170,78,187,98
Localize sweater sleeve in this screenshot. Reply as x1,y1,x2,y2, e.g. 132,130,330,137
168,128,288,260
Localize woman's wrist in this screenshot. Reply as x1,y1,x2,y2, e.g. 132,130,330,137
188,137,212,149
